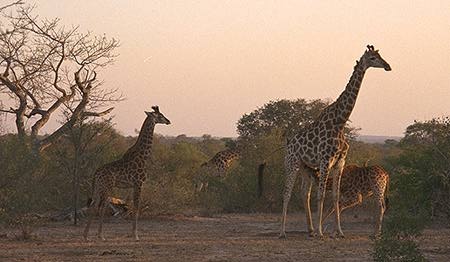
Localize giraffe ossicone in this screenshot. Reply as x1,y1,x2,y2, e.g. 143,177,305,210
83,105,170,241
280,45,391,239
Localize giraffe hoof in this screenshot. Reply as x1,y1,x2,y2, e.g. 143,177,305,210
333,232,345,239
278,232,287,239
97,235,106,241
316,232,325,240
369,234,380,240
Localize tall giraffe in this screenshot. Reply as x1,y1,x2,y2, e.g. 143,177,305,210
83,106,170,241
280,45,391,238
316,164,390,236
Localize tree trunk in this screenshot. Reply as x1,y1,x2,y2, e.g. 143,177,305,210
72,140,81,225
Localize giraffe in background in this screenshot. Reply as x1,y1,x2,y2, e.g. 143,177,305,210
280,45,391,238
195,147,241,191
201,147,241,177
83,106,170,241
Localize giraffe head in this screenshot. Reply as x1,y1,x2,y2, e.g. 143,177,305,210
360,45,391,71
145,106,171,125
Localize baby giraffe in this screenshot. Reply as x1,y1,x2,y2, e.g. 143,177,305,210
320,164,390,236
83,106,170,241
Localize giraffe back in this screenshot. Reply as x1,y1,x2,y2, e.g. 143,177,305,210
329,164,389,209
203,148,240,176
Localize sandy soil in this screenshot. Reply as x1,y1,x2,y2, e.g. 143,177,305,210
1,212,449,261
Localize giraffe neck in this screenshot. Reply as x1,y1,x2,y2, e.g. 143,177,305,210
331,58,367,127
125,117,155,161
136,117,156,153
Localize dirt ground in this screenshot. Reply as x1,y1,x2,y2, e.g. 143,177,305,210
1,212,449,262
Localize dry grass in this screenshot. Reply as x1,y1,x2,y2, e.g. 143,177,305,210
0,212,449,262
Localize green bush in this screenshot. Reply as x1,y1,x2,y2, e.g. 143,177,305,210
373,117,450,261
0,137,47,238
374,236,426,262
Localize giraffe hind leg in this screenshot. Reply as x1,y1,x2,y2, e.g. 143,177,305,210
279,165,299,239
330,153,347,238
299,168,315,235
132,185,142,241
96,196,107,241
373,184,386,237
316,161,332,238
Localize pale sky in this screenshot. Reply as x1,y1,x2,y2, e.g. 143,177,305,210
5,1,450,137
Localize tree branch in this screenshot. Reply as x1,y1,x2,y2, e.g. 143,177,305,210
0,0,23,12
0,108,15,114
1,6,120,149
82,107,114,117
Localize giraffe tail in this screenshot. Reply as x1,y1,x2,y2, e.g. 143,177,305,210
257,162,266,198
256,146,285,198
384,172,390,211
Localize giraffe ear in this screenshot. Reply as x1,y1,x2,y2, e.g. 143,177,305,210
151,106,160,113
145,111,151,116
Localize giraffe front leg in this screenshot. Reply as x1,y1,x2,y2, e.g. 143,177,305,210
132,186,142,241
279,167,298,239
97,198,107,241
83,204,96,241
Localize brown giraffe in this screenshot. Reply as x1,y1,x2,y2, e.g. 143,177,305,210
310,164,390,236
83,106,170,241
195,147,241,191
280,45,391,238
200,147,241,177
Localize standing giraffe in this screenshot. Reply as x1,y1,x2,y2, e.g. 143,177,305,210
280,45,391,238
83,106,170,241
316,164,390,236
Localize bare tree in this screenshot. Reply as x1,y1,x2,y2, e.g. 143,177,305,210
0,1,23,12
0,5,121,152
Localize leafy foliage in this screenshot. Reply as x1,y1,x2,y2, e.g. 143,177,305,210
0,119,127,235
237,99,359,140
0,136,46,238
395,117,450,219
373,237,426,262
237,99,328,139
373,117,450,261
